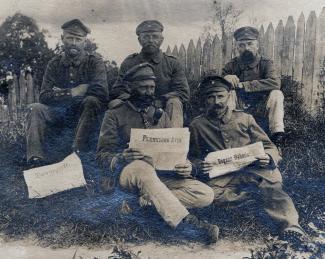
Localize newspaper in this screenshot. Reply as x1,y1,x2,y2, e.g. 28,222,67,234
205,142,266,179
129,128,190,170
23,152,86,199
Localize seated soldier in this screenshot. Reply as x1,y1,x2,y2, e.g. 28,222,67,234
96,63,219,243
25,19,108,166
110,20,189,128
189,75,309,246
223,26,285,147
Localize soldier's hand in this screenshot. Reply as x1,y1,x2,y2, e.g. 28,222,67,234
121,148,145,163
174,161,192,178
71,84,89,97
199,160,214,174
255,154,271,168
224,75,240,88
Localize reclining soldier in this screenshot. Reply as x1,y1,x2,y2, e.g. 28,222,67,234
25,19,108,166
223,26,285,147
189,74,309,246
110,20,189,127
96,63,219,243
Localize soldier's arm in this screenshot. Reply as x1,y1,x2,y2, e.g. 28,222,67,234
39,60,72,105
96,110,123,171
109,59,131,100
247,114,281,166
162,58,190,103
240,59,281,92
85,56,109,103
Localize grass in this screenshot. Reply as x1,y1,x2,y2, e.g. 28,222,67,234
0,77,324,257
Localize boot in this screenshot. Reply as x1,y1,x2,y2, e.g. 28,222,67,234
184,214,219,243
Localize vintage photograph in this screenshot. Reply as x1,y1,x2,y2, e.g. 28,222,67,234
0,0,324,258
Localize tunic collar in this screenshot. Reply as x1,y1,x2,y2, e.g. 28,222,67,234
126,101,150,113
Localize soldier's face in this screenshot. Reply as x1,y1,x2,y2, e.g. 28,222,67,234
206,90,230,114
138,32,164,54
133,79,156,96
130,79,156,107
236,39,259,61
62,32,86,57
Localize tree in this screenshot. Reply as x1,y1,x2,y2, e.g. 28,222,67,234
0,13,54,86
210,0,242,57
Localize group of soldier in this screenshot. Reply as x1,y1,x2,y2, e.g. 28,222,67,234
24,18,310,246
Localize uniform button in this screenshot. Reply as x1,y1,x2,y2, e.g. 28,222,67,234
70,73,73,77
225,139,229,143
70,80,74,83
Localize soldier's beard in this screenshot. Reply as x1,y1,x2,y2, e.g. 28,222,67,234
129,93,155,109
142,45,159,55
65,45,82,58
240,50,255,63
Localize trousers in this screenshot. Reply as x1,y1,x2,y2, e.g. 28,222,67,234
26,96,104,161
228,90,284,134
119,160,214,228
208,172,300,231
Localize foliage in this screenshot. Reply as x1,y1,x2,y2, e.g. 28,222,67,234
0,13,54,87
209,0,242,55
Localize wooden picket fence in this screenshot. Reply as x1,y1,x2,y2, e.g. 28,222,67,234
166,7,325,116
0,71,39,122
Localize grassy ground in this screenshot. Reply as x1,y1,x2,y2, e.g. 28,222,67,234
0,78,324,258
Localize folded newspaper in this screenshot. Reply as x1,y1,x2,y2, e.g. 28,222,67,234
205,142,266,179
129,128,190,170
23,152,86,199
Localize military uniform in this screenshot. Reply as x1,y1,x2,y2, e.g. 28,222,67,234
111,20,189,128
189,75,301,232
223,26,284,135
97,64,213,228
26,19,108,162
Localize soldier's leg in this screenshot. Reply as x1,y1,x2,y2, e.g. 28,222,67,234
165,97,183,128
208,175,250,205
119,160,189,228
160,177,214,208
258,179,300,231
73,96,105,151
266,90,285,134
25,103,59,161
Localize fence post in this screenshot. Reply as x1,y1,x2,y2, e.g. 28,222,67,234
186,39,196,80
274,20,284,76
26,72,34,105
194,38,202,80
311,7,325,114
264,23,274,59
172,45,179,57
259,25,265,56
8,75,18,120
283,16,296,77
294,12,305,89
19,71,27,108
202,36,212,74
224,33,233,65
302,11,317,112
166,46,172,55
178,44,187,72
210,34,222,74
